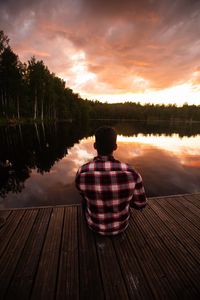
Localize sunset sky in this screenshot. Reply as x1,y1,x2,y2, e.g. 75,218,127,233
0,0,200,105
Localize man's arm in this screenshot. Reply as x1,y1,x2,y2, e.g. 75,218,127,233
130,173,147,210
75,168,87,210
75,168,81,191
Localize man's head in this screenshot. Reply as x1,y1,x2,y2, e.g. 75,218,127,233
94,126,117,155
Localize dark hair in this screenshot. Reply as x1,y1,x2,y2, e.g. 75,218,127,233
95,126,117,155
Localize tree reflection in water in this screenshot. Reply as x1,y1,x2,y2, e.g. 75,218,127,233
0,121,90,198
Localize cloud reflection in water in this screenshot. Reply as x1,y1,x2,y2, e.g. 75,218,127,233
1,134,200,208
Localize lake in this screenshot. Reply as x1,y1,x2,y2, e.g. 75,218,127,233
0,120,200,208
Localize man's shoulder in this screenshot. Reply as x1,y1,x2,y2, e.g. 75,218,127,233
116,161,141,180
108,159,140,178
116,160,137,172
77,160,95,173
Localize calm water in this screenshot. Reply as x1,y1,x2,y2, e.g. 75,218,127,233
0,120,200,208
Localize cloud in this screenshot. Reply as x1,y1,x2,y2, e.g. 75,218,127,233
0,0,200,98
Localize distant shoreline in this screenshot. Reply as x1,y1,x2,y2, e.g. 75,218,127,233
1,117,200,126
90,118,200,123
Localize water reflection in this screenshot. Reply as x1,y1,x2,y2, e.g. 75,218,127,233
0,121,200,208
115,140,200,196
0,122,91,200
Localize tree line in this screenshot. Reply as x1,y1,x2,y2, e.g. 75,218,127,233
88,101,200,122
0,30,200,123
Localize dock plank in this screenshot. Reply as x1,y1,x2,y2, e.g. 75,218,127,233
155,197,200,245
78,207,104,300
0,210,25,258
5,208,52,300
181,194,200,209
143,202,200,295
133,209,199,299
30,207,64,300
164,196,200,229
183,194,200,210
112,231,154,300
0,210,38,300
56,206,79,300
0,210,11,222
95,234,129,300
128,209,177,300
149,199,200,263
0,210,11,231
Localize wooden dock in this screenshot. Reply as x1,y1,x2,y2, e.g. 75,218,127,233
0,193,200,300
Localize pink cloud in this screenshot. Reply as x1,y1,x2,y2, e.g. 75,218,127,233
0,0,200,98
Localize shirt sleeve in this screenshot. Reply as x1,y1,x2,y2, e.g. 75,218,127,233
130,173,147,210
75,168,87,210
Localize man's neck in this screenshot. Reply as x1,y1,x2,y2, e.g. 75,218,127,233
97,153,113,157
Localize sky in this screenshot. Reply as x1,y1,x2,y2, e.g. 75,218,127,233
0,0,200,105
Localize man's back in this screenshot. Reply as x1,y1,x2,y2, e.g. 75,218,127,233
76,155,147,235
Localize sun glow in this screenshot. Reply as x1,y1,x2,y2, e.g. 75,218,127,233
70,51,96,87
83,83,200,105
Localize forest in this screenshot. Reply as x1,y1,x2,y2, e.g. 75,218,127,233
0,30,200,123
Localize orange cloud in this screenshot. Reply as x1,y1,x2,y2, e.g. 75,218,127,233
0,0,200,100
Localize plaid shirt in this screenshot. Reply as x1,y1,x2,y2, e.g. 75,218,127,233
75,155,147,235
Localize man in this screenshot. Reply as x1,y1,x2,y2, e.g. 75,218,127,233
75,126,147,235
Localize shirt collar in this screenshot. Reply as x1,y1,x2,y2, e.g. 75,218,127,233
94,155,115,162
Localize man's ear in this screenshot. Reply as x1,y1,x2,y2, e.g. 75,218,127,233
94,142,97,149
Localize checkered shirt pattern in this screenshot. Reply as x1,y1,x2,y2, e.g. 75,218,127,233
75,155,147,235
